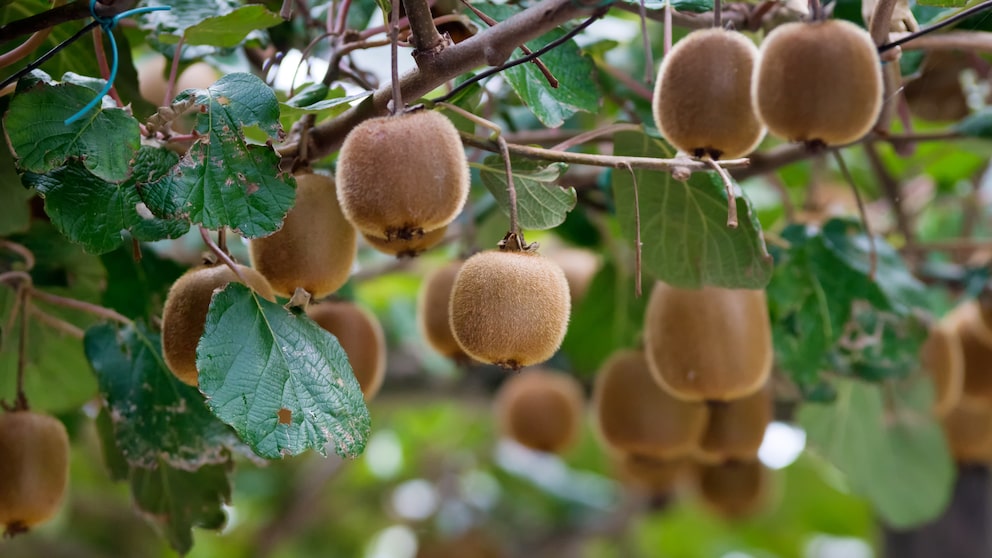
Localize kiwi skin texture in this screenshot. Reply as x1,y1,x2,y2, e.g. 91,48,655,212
249,172,357,299
307,301,387,401
335,110,469,240
753,19,883,146
696,460,768,520
418,260,467,359
701,381,773,462
653,28,765,160
922,320,964,417
494,369,585,454
162,264,276,387
0,411,70,536
644,282,773,402
593,349,709,460
449,249,571,370
943,399,992,464
363,225,447,258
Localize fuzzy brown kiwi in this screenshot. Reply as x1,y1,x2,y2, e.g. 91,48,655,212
249,172,357,298
653,28,765,160
695,460,768,520
701,381,772,462
945,302,992,406
643,282,772,402
615,453,690,495
921,321,964,417
593,349,709,459
307,301,387,400
161,263,276,386
904,51,972,123
335,110,469,240
448,248,570,369
752,20,883,147
494,369,584,454
943,399,992,463
362,225,447,258
417,260,467,359
0,411,69,536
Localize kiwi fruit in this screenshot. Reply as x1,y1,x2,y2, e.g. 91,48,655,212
362,225,447,258
161,263,276,386
249,172,357,299
0,411,69,536
138,56,220,106
653,28,765,160
752,20,883,146
920,321,964,417
943,399,992,464
643,282,773,402
417,260,467,360
615,453,690,495
593,349,709,459
448,248,570,369
307,301,387,400
335,110,469,240
695,460,768,520
904,51,972,123
548,247,600,303
700,382,772,462
494,369,584,454
944,302,992,406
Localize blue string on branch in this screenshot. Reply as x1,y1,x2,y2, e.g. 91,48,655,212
63,0,170,125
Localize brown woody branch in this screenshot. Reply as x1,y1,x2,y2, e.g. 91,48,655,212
0,0,137,43
402,0,447,65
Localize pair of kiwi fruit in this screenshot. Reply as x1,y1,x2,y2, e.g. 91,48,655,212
653,20,883,156
336,110,469,243
493,368,585,454
0,411,70,536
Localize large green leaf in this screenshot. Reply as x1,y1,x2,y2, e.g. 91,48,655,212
23,148,189,254
182,5,283,47
140,0,268,48
611,129,773,289
85,323,241,470
477,156,576,230
198,283,371,459
100,244,185,321
799,378,954,528
140,73,295,238
467,4,601,127
4,77,140,182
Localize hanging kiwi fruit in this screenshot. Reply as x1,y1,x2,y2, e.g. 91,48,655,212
0,411,70,537
335,110,469,241
615,453,690,496
249,172,357,299
363,226,447,258
653,28,765,160
307,301,388,400
752,19,883,147
695,460,769,520
700,382,773,462
943,399,992,464
592,349,709,460
448,246,570,370
162,263,276,386
493,369,585,454
643,282,773,402
920,320,964,417
944,302,992,406
417,260,468,360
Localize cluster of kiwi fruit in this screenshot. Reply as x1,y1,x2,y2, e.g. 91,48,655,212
653,18,883,157
0,410,70,536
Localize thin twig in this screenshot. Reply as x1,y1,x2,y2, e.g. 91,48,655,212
622,163,643,297
497,136,519,237
199,227,248,284
26,304,84,339
164,35,185,106
0,240,36,271
12,288,29,411
30,288,132,324
460,0,557,87
639,0,653,84
833,151,877,279
714,0,722,28
0,271,33,287
390,0,403,114
702,156,739,228
280,0,295,19
550,123,642,152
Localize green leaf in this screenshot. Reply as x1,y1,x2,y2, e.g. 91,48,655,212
467,4,601,127
23,148,189,254
477,156,576,230
182,5,284,47
799,378,954,528
100,245,185,321
611,129,773,289
85,322,241,470
130,460,232,555
198,283,371,459
0,142,31,236
140,73,295,238
279,86,372,132
0,2,101,87
95,407,130,482
140,0,267,48
4,77,140,182
635,0,714,11
916,0,966,8
955,107,992,138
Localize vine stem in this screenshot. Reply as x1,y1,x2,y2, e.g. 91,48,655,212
164,35,185,107
702,156,738,229
29,288,133,325
0,23,54,70
833,151,878,279
199,227,248,284
13,288,29,411
28,304,84,339
0,240,36,271
390,0,403,115
92,27,124,107
622,163,643,297
713,0,721,28
497,135,520,238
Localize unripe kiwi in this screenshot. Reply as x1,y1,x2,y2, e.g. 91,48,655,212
335,110,469,240
695,460,768,520
494,369,584,454
615,453,690,495
306,301,387,400
417,260,467,359
593,349,709,459
161,263,276,386
643,282,773,402
943,400,992,464
921,321,964,417
0,411,69,536
701,382,772,462
448,249,570,370
945,302,992,406
653,28,765,159
249,172,357,298
752,20,883,146
362,226,447,258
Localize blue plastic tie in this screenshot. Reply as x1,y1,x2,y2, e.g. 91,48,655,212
63,0,171,125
